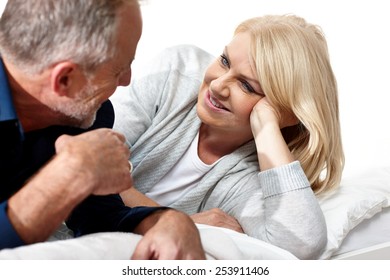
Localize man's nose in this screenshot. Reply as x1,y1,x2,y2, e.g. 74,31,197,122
118,69,132,86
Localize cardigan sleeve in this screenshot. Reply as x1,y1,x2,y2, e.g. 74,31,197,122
222,161,327,259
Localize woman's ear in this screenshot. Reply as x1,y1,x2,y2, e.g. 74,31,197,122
50,61,79,97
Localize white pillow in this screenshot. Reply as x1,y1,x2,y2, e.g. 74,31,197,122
317,166,390,259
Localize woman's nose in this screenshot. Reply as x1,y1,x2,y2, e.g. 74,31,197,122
210,74,230,98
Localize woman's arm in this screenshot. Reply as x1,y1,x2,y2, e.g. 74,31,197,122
121,187,160,207
121,188,244,233
250,97,298,170
225,98,328,259
219,162,327,260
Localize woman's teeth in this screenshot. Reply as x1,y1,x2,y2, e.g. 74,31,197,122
210,95,225,109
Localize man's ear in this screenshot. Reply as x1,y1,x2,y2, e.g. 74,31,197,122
50,61,79,96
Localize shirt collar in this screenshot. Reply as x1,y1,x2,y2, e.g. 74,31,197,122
0,57,24,139
0,58,18,121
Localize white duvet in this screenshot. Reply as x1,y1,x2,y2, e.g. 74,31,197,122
0,224,296,260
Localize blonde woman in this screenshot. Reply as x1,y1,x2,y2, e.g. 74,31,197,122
112,14,344,259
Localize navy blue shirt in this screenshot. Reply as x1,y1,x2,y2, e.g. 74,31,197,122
0,58,164,250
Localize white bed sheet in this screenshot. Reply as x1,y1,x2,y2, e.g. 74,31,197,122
0,224,297,260
1,207,389,260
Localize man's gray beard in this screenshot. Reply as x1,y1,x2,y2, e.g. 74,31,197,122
51,81,100,129
78,111,97,129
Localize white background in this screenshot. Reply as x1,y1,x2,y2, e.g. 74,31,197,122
1,0,389,175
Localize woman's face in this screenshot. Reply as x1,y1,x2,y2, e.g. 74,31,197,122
197,32,264,137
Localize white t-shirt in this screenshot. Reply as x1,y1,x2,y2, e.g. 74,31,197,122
146,133,221,205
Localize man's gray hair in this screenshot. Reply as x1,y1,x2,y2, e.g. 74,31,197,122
0,0,132,75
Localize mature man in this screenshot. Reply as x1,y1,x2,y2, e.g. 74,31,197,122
0,0,204,259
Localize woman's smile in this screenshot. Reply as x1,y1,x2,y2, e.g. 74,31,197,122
205,90,229,112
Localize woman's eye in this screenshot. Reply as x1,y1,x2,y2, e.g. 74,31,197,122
220,54,229,67
241,80,255,93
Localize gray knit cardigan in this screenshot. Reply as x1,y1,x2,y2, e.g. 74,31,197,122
111,45,327,259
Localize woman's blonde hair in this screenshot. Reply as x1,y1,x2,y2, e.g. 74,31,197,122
235,15,344,194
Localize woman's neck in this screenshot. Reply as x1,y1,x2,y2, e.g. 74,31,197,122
197,123,252,165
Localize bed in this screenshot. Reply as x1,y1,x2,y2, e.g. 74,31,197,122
318,167,390,259
1,0,389,260
1,165,389,260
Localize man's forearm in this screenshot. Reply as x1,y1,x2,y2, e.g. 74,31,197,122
7,153,92,244
133,208,171,235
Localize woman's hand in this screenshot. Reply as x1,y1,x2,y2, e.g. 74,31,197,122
250,97,299,134
250,97,298,171
191,208,244,233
